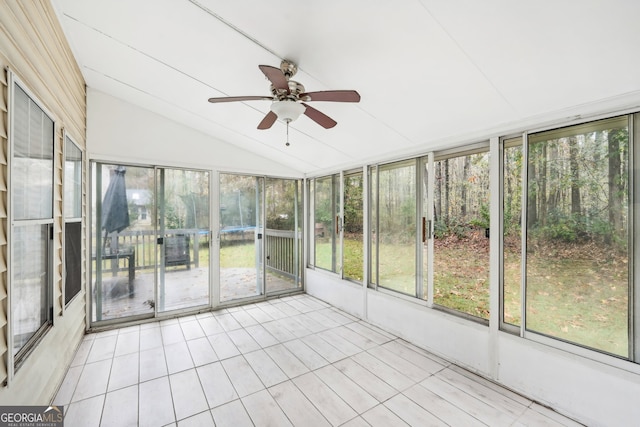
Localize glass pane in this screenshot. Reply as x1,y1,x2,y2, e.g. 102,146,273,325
503,141,523,326
343,172,364,282
12,84,54,220
92,163,155,322
314,176,336,272
12,224,49,355
421,158,429,300
65,222,82,305
369,167,378,287
526,117,629,356
65,137,82,219
220,174,263,302
266,178,302,293
159,169,210,312
378,161,416,295
434,152,490,318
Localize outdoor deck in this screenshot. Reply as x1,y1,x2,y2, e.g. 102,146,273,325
93,228,302,322
93,267,300,322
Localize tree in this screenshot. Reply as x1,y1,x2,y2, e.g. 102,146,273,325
569,137,581,215
444,159,450,225
608,128,624,242
461,156,469,218
527,147,538,228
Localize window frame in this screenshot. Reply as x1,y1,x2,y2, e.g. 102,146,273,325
62,132,83,308
312,174,340,274
521,114,635,361
499,135,524,335
370,158,419,298
430,143,491,323
342,168,364,284
8,74,56,372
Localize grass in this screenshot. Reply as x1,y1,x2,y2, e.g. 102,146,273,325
433,237,490,319
220,235,629,357
524,244,628,356
220,242,256,268
314,236,365,281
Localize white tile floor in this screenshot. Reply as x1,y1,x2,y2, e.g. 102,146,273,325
55,294,582,426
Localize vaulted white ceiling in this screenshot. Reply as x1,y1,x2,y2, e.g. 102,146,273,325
52,0,640,175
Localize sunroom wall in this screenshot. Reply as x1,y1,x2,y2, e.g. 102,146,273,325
307,261,640,427
87,89,302,178
0,0,86,404
306,113,640,427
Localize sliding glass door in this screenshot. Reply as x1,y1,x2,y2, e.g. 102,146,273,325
157,168,210,312
219,174,303,303
265,178,302,294
92,162,211,324
92,164,155,322
219,174,264,302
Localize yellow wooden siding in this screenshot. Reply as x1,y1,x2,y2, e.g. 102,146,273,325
0,65,7,388
0,0,86,400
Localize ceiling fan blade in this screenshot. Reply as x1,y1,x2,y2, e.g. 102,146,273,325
257,111,278,129
208,95,272,103
300,90,360,103
258,65,289,92
302,103,337,129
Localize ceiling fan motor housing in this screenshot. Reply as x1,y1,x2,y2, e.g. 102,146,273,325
280,59,298,78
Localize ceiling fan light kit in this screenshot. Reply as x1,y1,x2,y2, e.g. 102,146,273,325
270,100,305,123
207,60,360,130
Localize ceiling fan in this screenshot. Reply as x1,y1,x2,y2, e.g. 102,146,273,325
208,60,360,130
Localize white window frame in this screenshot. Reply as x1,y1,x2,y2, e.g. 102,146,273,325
62,131,83,310
7,71,56,374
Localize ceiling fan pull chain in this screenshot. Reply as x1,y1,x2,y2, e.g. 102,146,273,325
285,121,290,147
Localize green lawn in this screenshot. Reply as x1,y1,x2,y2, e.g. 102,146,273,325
525,249,628,356
221,236,629,357
220,243,255,268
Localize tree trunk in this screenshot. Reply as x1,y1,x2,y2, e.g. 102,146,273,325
435,161,442,222
569,136,581,215
608,129,623,242
527,151,538,228
539,144,547,226
461,156,469,219
444,159,450,225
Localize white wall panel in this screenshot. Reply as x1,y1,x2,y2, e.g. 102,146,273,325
497,334,640,427
87,89,302,177
306,267,640,426
305,269,364,319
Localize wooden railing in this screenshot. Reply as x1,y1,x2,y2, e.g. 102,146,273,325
98,227,300,279
99,228,207,272
264,229,301,279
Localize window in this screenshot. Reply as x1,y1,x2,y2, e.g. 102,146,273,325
432,150,490,319
64,135,82,305
11,82,54,362
310,172,363,283
370,160,417,296
343,171,364,282
502,138,523,328
314,175,339,273
525,116,630,357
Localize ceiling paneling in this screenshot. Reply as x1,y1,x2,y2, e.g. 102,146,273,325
52,0,640,175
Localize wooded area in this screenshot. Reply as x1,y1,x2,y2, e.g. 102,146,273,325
432,152,490,318
525,116,629,356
